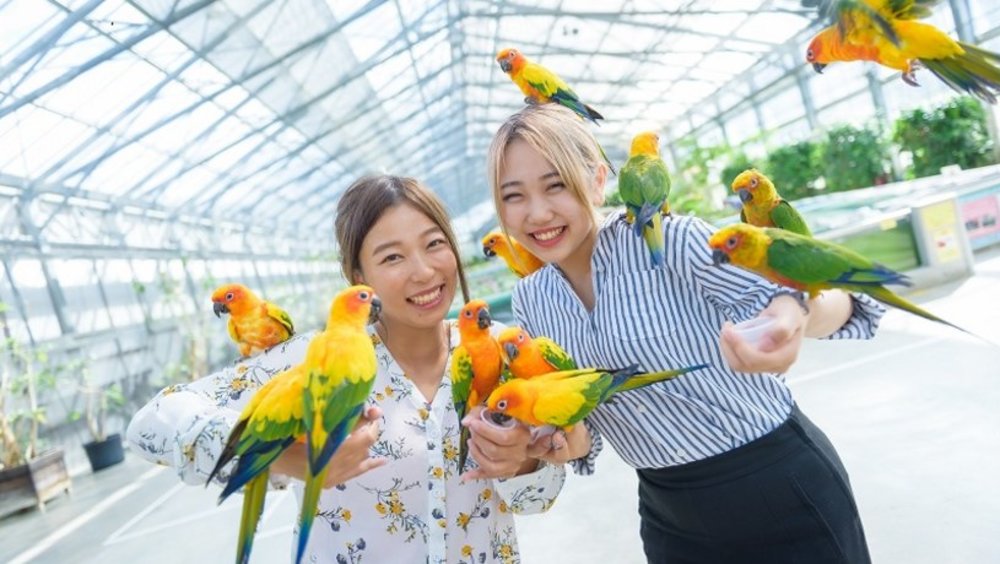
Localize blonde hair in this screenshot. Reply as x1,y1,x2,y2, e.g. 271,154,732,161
334,175,470,303
487,104,605,232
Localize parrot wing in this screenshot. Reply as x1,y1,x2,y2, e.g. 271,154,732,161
265,301,294,335
522,62,603,122
803,0,901,45
536,337,577,371
532,373,607,428
770,200,813,236
619,155,670,229
449,346,475,473
767,230,909,287
227,317,241,344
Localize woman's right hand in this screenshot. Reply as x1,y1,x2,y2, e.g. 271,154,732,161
271,406,387,488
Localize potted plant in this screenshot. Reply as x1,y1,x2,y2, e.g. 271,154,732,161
70,360,127,472
0,314,72,518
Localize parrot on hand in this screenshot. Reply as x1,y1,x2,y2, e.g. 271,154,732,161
805,0,1000,103
619,131,672,268
731,169,812,237
207,285,381,564
485,364,707,432
708,223,981,337
497,326,577,379
211,283,294,357
449,299,504,475
482,229,545,279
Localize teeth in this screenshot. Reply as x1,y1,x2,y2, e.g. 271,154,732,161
534,227,563,241
409,287,442,305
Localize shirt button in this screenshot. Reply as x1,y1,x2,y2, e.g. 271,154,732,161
675,449,687,459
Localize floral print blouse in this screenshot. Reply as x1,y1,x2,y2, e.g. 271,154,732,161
126,321,565,564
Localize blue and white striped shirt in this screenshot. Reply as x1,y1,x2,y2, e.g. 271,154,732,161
510,212,886,473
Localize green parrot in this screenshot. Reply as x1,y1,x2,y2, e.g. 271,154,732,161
619,131,672,267
731,169,812,237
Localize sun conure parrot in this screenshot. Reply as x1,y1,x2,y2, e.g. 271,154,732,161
211,283,294,357
731,169,812,237
449,299,503,474
484,363,707,432
618,131,672,267
497,326,576,379
482,229,545,279
802,0,903,46
708,223,981,337
806,0,1000,103
207,285,381,564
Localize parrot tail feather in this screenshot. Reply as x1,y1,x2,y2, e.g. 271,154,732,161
294,466,329,564
921,43,1000,104
832,265,911,288
207,418,247,487
311,408,362,477
614,363,710,394
866,287,992,343
218,437,294,503
641,212,666,268
457,425,471,475
235,473,269,564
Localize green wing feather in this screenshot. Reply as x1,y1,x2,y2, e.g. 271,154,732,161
265,302,294,335
536,337,577,371
770,200,812,236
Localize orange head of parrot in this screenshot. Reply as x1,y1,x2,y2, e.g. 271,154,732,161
497,326,531,364
330,284,381,328
708,224,769,270
805,29,834,73
457,299,492,335
481,230,507,258
211,283,253,317
485,379,529,426
730,168,775,205
496,47,525,74
629,131,661,158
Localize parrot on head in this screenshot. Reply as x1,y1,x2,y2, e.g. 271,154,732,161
211,283,294,357
484,363,707,432
207,285,380,564
482,229,545,279
449,299,503,475
619,131,672,268
707,223,981,337
497,326,577,379
805,0,1000,103
731,169,812,237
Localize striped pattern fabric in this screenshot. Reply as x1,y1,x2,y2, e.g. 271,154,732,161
511,212,885,473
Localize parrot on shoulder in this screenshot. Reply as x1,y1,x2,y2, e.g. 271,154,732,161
619,131,672,268
211,283,294,357
485,364,707,432
207,285,381,564
708,223,980,337
731,169,812,237
449,299,504,475
482,229,545,279
497,326,577,379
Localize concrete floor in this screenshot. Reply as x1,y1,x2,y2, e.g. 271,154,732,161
4,249,1000,564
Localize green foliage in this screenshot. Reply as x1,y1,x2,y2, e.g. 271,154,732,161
893,97,995,178
1,338,60,469
822,124,890,192
764,140,824,201
719,152,754,189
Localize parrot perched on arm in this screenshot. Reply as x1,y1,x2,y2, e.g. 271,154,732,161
449,300,504,474
806,0,1000,103
731,169,812,237
619,131,672,268
497,326,577,378
484,364,707,431
482,229,545,278
206,285,381,564
211,283,294,357
707,223,981,337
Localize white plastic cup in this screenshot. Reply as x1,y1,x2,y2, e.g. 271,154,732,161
731,316,776,348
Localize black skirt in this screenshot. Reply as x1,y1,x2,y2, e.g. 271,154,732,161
636,405,871,564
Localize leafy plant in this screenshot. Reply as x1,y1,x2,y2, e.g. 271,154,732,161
0,337,58,469
893,96,995,178
765,140,824,201
719,151,754,189
822,124,890,192
67,359,126,443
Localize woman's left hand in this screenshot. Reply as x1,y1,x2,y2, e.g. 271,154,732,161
460,406,537,481
720,294,809,374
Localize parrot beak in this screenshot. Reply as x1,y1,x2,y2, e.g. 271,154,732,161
498,59,512,73
711,249,731,266
487,410,512,426
812,62,827,74
213,302,228,318
368,297,382,324
503,342,519,362
737,188,753,204
477,307,493,330
483,246,496,257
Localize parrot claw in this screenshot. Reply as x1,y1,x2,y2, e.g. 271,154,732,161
524,96,539,106
901,71,920,87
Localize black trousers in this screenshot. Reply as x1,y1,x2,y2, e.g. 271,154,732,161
636,406,871,564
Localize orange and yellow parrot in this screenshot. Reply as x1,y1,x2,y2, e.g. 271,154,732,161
731,169,812,237
482,229,545,279
207,285,380,564
211,283,294,357
806,0,1000,103
485,364,707,431
449,300,503,474
708,223,982,337
497,326,576,379
496,47,603,123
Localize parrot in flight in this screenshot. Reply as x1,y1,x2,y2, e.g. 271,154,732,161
449,299,504,475
482,229,545,279
485,364,707,432
805,0,1000,103
619,131,672,267
731,169,812,237
207,285,381,564
497,326,577,379
708,223,981,337
211,283,294,357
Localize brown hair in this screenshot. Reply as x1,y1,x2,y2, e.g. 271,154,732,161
334,175,470,302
